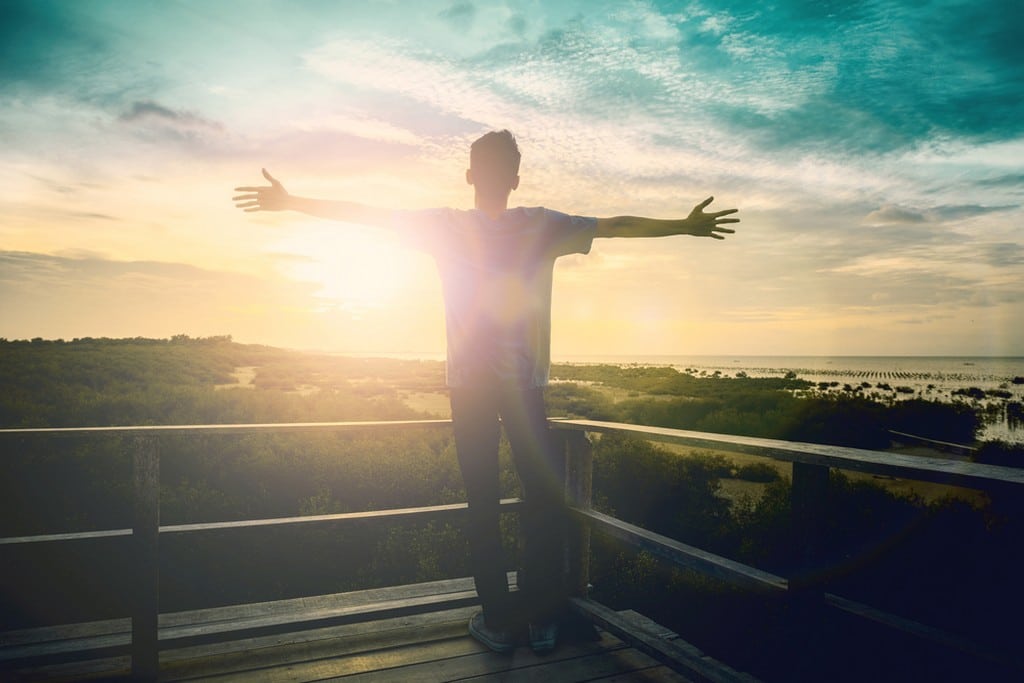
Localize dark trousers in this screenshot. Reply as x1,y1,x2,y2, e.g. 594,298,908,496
450,382,566,629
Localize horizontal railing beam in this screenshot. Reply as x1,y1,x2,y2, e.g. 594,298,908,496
572,507,787,592
0,419,451,439
0,499,524,546
551,419,1024,489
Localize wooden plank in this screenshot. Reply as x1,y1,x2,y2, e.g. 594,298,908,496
0,617,129,648
570,598,761,683
160,498,522,535
163,607,475,677
0,419,452,439
322,630,635,683
0,577,489,666
455,647,686,683
573,507,787,592
162,610,478,682
2,654,132,682
0,528,131,546
159,576,487,628
0,501,523,547
591,668,694,683
159,590,480,649
5,609,479,682
550,419,1024,489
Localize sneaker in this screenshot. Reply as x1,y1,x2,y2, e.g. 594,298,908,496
528,620,558,654
469,611,516,653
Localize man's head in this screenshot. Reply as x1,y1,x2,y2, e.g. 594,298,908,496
467,130,521,204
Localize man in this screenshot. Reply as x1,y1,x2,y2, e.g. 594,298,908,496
233,130,737,653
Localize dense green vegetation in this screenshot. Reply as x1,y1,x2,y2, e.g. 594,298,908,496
2,338,1023,680
547,362,983,448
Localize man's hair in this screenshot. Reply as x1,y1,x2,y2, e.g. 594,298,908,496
470,129,521,178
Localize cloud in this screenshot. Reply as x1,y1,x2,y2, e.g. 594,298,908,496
863,205,927,225
981,242,1024,268
976,173,1024,189
864,203,1018,226
119,100,225,143
439,1,476,31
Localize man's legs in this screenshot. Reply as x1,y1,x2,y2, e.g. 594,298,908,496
449,384,518,633
498,386,567,631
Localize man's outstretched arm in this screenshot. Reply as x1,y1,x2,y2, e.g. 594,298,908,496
233,169,393,228
595,197,738,240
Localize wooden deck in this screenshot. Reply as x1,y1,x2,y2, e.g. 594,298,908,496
2,578,712,682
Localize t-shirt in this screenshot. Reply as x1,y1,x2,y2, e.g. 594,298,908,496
392,207,597,387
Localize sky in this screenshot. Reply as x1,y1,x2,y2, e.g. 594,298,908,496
2,0,1023,357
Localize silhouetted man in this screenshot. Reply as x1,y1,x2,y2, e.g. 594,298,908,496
234,129,737,653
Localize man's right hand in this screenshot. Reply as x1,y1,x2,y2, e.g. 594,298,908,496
233,168,291,212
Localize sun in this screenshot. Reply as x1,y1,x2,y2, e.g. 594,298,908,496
271,223,423,312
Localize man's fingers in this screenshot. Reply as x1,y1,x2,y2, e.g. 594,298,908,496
716,217,740,224
262,168,280,186
714,208,738,217
233,186,266,192
232,193,259,201
697,196,714,209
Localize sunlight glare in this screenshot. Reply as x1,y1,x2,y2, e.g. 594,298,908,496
270,223,417,312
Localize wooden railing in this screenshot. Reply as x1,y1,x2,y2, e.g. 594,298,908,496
2,419,1023,681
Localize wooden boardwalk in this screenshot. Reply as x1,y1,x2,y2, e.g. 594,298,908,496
3,579,701,682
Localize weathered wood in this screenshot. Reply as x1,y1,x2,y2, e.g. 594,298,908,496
564,430,594,598
0,578,484,664
0,528,132,546
571,508,787,593
789,461,830,602
159,589,480,648
329,629,663,683
4,590,691,682
132,435,160,681
0,419,451,440
0,500,524,549
550,419,1024,489
570,597,761,683
161,497,522,535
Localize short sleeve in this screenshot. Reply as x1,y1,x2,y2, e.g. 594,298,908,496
536,208,597,258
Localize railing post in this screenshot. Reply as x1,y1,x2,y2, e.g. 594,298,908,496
563,430,593,598
789,461,829,603
132,436,160,682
